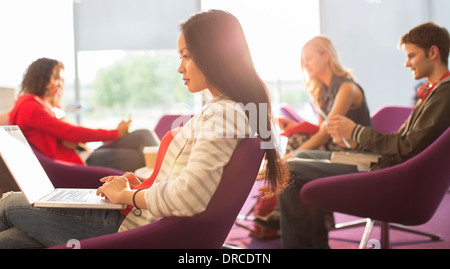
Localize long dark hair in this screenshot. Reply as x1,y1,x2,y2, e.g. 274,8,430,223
21,57,64,97
180,10,289,195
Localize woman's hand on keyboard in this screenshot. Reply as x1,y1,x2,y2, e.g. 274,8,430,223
97,174,132,204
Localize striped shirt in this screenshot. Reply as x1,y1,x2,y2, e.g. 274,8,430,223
118,95,253,232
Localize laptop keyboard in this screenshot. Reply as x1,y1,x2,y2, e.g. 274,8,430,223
48,190,91,202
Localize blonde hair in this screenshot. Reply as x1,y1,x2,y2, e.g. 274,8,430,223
301,36,353,106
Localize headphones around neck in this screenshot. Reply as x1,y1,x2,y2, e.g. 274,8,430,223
417,71,450,101
417,83,436,101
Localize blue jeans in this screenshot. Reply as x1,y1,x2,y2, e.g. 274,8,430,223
278,150,359,249
0,192,124,249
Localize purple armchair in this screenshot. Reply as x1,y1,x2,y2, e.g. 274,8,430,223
280,103,303,123
32,147,124,189
328,105,415,235
370,105,414,134
301,128,450,248
153,114,193,141
52,137,265,249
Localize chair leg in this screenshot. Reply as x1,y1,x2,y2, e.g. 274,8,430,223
236,214,255,221
233,221,253,232
380,222,390,249
389,223,441,241
235,204,256,231
380,222,441,249
334,217,371,230
236,200,256,221
335,218,441,249
333,217,377,249
358,219,376,249
222,243,243,249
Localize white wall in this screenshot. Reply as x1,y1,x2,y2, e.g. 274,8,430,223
74,0,200,51
0,87,16,113
319,0,450,112
430,0,450,27
0,0,74,89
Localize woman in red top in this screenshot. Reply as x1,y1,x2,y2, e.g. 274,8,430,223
9,58,158,172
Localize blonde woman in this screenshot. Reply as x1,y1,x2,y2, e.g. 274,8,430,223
283,36,372,159
253,36,373,239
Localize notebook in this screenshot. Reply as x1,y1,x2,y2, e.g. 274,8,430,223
330,151,380,172
0,125,126,210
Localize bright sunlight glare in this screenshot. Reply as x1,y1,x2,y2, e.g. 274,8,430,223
201,0,320,81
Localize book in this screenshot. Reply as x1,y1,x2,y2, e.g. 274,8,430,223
281,121,319,137
330,151,380,171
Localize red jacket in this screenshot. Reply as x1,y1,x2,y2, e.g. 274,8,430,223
9,94,119,165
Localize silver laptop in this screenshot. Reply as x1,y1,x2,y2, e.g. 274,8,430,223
0,125,125,210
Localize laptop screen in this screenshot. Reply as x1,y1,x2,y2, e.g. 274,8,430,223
0,126,55,203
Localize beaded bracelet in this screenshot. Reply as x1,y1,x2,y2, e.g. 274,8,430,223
133,189,144,216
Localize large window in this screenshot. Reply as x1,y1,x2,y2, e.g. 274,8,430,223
201,0,320,121
75,0,320,131
76,49,196,131
72,0,200,131
0,1,321,131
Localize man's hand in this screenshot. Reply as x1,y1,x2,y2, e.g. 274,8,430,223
326,115,356,146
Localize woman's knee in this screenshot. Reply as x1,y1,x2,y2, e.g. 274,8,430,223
0,192,29,212
0,192,31,232
127,129,159,147
132,129,154,141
